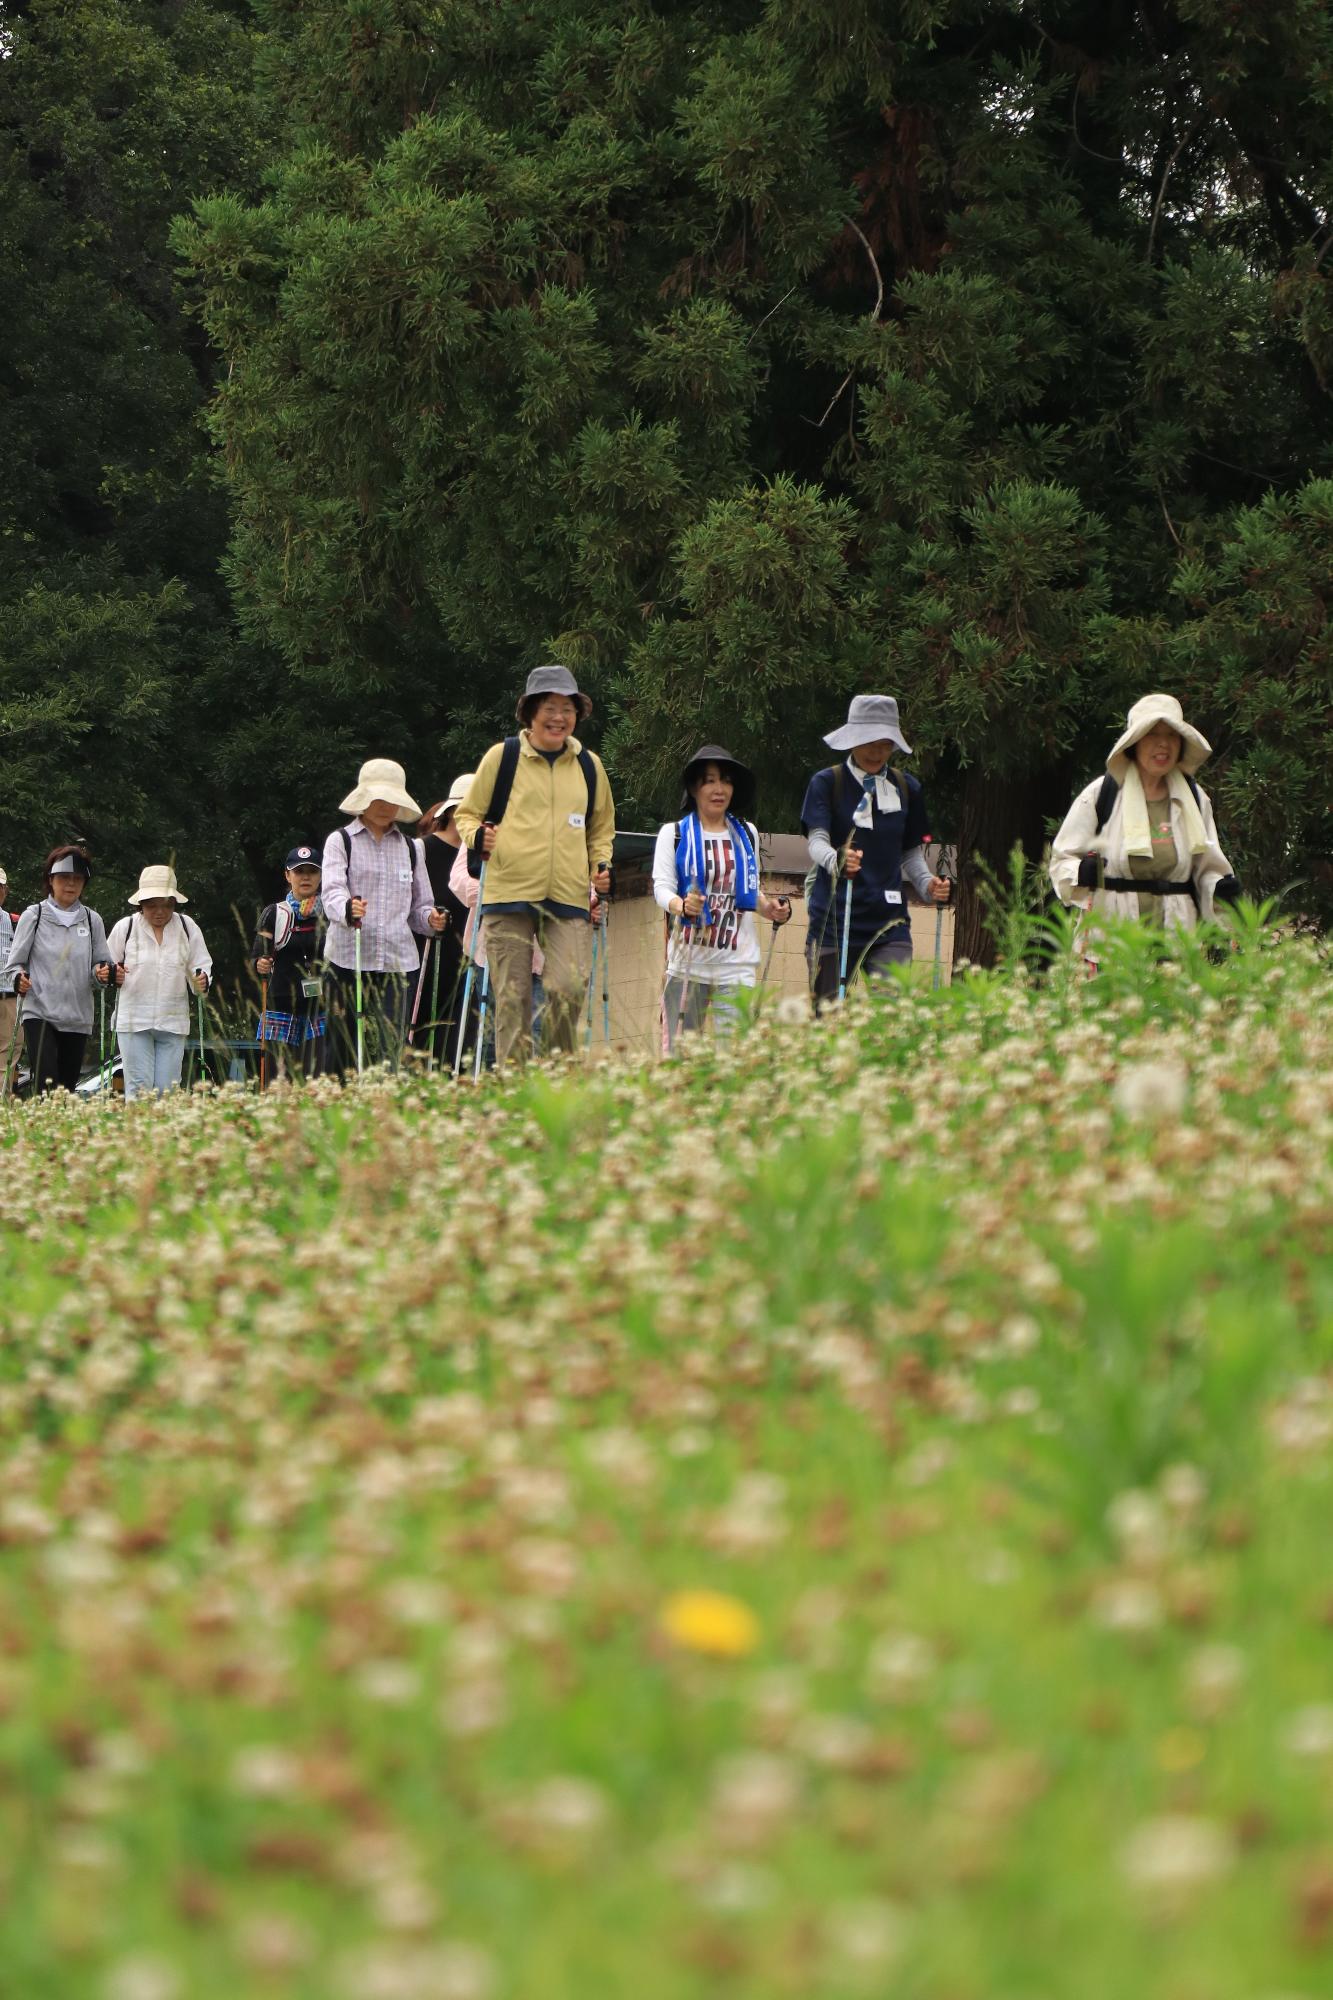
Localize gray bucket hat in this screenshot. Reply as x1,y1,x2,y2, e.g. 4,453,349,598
823,694,912,757
516,663,592,722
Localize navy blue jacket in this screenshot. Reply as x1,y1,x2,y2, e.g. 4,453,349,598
801,763,929,957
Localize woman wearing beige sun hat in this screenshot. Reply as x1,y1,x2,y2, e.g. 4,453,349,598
1049,693,1239,942
321,758,448,1070
105,865,213,1100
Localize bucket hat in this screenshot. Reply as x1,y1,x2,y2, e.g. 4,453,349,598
680,743,756,818
515,664,592,723
339,757,421,823
1106,694,1211,783
128,864,187,905
823,694,912,757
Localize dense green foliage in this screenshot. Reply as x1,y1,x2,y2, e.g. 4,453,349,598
1,928,1332,1993
0,0,283,940
177,0,1333,952
3,0,1331,959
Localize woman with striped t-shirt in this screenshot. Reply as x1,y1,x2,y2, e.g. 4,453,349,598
653,745,791,1050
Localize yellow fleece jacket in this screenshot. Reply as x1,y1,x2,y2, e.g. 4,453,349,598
454,733,616,912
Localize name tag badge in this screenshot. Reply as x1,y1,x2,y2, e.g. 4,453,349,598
398,867,412,883
884,890,903,906
76,925,90,937
301,977,322,1000
568,812,586,829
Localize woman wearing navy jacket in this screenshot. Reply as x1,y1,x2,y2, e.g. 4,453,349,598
801,695,949,1002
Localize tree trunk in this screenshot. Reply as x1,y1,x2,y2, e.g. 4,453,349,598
952,761,1072,967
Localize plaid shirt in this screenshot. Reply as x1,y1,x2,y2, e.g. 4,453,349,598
321,820,436,973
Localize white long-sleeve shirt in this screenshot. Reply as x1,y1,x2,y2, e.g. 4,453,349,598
107,913,212,1034
1049,776,1232,931
320,820,436,974
653,820,763,986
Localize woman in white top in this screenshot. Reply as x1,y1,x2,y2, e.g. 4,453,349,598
1049,694,1238,957
653,744,791,1050
106,865,212,1100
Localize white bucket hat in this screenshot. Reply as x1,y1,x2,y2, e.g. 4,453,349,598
339,757,421,823
128,864,187,906
824,693,912,757
1107,694,1211,782
0,867,7,886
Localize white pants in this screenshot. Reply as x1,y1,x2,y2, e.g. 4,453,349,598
118,1029,187,1100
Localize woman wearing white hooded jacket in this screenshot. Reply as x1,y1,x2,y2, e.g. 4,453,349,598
1049,693,1239,943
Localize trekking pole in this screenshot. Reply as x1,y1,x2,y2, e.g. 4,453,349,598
760,898,790,989
258,944,270,1093
599,867,613,1043
923,835,946,992
454,842,490,1081
836,860,855,1002
670,881,701,1044
427,913,445,1075
194,981,207,1089
98,982,109,1092
584,922,598,1050
472,959,491,1083
352,911,365,1075
407,926,435,1055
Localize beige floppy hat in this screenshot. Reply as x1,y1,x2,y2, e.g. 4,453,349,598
340,757,421,823
1107,693,1211,783
128,864,188,906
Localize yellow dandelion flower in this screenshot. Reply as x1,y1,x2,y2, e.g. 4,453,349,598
660,1590,760,1658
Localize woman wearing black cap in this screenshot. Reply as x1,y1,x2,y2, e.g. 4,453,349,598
653,746,791,1049
7,845,113,1093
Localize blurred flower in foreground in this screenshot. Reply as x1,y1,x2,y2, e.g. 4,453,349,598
1113,1060,1187,1125
660,1590,760,1658
1119,1815,1234,1912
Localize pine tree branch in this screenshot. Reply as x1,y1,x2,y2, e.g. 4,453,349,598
803,222,883,429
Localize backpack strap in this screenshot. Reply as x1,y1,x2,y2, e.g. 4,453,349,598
576,746,597,823
487,736,523,827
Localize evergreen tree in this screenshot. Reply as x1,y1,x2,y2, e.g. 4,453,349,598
178,0,1333,947
0,0,282,945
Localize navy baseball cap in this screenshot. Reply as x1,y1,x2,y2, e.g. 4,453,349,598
284,846,321,870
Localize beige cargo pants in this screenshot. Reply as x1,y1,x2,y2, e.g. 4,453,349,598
483,910,591,1069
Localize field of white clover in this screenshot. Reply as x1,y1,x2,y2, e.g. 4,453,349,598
1,917,1332,2000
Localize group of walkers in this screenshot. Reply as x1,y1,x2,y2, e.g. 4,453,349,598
0,673,1239,1101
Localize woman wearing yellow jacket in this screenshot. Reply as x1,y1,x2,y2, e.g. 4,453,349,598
455,666,615,1068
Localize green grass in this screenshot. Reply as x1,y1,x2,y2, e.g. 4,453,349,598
1,917,1331,1999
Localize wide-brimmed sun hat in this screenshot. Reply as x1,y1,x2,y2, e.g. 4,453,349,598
128,864,187,906
823,694,912,757
680,743,756,818
515,664,592,723
340,758,421,823
1107,693,1211,782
